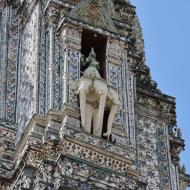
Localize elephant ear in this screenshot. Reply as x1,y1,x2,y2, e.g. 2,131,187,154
108,87,121,106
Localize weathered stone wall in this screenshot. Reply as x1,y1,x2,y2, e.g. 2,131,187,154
136,91,181,189
13,156,141,190
0,0,189,189
17,3,40,138
0,7,7,119
137,117,161,189
9,108,142,189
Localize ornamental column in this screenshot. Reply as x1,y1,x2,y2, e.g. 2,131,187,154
59,23,82,129
45,4,60,110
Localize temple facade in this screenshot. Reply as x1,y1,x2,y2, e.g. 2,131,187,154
0,0,190,189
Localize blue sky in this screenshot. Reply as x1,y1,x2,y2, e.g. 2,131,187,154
131,0,190,182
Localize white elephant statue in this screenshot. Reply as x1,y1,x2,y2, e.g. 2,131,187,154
77,49,120,139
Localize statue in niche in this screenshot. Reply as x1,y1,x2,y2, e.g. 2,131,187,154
77,48,121,139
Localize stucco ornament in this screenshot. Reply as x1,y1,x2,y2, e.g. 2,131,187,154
77,49,120,139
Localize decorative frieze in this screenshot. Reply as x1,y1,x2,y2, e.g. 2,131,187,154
0,5,19,123
63,137,138,176
38,19,48,115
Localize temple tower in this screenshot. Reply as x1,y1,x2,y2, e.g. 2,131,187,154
0,0,189,189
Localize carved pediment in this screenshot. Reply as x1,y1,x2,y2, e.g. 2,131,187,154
69,0,117,32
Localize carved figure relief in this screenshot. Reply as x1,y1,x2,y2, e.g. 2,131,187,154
77,49,120,139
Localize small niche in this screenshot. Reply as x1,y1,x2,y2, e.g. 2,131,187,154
80,29,114,141
81,29,107,79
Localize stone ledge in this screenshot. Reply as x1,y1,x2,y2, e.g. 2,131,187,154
63,136,139,177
